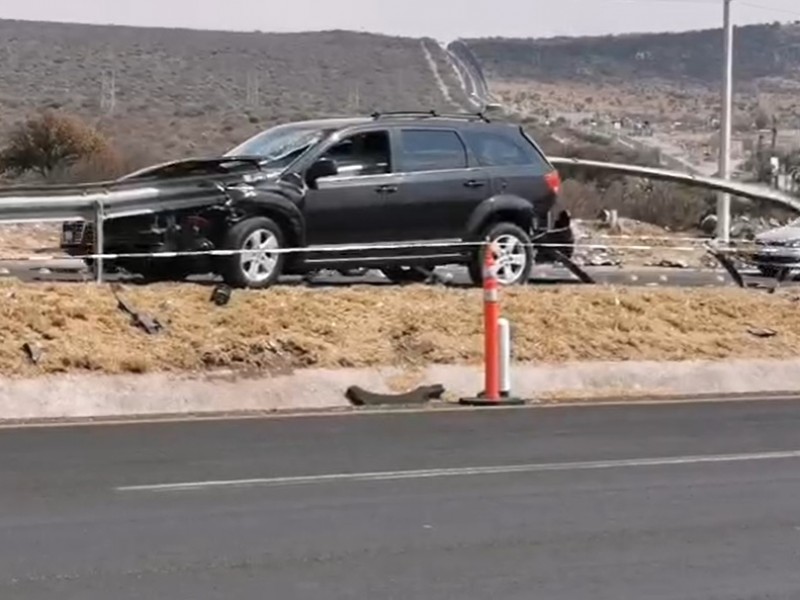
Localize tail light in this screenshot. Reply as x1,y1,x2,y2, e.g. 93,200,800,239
544,169,561,195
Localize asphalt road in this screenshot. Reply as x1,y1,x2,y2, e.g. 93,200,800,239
0,257,783,289
4,399,800,599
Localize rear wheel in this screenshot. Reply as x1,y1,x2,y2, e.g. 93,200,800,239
219,217,286,289
468,222,533,286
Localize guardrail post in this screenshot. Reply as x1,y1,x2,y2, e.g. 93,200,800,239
93,200,104,284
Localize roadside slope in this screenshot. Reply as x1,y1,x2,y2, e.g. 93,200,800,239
2,282,799,378
0,19,451,162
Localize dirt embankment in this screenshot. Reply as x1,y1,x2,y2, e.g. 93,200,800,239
0,281,798,378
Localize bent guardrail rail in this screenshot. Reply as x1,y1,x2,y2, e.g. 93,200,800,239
1,158,793,223
0,157,796,285
549,157,800,213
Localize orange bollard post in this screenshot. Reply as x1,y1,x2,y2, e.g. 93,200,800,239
460,241,525,407
483,246,501,401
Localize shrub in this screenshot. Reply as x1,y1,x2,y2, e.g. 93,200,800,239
0,110,111,179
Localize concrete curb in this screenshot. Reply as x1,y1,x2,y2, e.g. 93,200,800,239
3,358,800,422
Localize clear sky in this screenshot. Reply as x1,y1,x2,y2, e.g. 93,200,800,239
0,0,798,40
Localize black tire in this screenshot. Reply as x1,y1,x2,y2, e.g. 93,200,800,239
468,222,533,286
381,266,430,284
219,216,286,289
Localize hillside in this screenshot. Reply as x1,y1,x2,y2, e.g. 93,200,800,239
459,22,800,85
0,19,459,166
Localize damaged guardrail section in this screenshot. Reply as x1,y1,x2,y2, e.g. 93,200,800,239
548,157,800,214
0,157,796,288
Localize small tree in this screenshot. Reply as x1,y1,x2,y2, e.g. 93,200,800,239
0,110,110,179
754,106,772,131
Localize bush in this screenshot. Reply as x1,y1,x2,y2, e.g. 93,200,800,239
0,110,111,179
554,140,713,231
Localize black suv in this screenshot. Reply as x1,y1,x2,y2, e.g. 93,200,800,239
60,111,574,287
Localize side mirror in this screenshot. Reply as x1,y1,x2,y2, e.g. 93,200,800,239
305,158,338,188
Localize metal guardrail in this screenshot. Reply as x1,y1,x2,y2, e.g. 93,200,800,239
0,158,794,222
549,157,800,213
0,157,796,285
0,183,229,223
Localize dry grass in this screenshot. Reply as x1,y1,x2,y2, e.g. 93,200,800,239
1,281,800,378
0,224,63,258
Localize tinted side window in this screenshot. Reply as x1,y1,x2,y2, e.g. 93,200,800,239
462,130,546,169
399,130,468,172
320,131,391,177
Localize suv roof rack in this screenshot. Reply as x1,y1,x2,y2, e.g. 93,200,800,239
370,110,491,123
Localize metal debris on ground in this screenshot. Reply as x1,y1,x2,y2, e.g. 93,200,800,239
111,284,164,334
582,253,621,267
651,258,689,269
707,250,745,289
746,326,777,338
22,341,43,365
553,249,596,284
210,284,232,306
345,384,445,407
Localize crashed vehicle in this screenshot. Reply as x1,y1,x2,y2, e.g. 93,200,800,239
750,218,800,277
60,111,575,288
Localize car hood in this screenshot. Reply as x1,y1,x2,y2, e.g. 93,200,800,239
119,155,277,181
755,225,800,244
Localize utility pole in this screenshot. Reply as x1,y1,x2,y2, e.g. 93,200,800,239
100,68,116,115
246,71,260,109
717,0,733,242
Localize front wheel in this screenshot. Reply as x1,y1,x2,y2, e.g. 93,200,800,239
468,223,534,286
219,216,286,289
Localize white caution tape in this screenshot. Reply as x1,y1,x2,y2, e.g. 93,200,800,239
0,239,765,264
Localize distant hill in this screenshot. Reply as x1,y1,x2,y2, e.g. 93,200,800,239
0,19,462,164
458,22,800,86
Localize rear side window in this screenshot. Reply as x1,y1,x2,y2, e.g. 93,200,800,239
398,129,468,172
462,129,547,169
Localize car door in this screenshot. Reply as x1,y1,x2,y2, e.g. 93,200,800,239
460,127,552,205
391,127,491,241
302,129,400,247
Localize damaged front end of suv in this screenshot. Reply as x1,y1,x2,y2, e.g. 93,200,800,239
59,155,303,282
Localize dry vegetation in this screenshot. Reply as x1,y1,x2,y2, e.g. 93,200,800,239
464,22,800,149
0,19,456,170
462,23,800,87
1,281,799,378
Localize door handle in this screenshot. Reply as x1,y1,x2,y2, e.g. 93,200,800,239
464,180,485,188
375,184,398,193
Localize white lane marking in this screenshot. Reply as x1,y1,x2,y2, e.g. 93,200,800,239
116,450,800,493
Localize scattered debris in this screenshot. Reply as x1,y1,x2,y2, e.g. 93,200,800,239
345,383,445,407
747,326,777,338
111,285,164,335
584,253,621,267
21,342,43,365
652,258,689,269
210,284,232,306
708,250,745,288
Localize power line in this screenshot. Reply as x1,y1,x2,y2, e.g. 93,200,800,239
738,2,800,18
577,0,721,4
